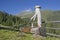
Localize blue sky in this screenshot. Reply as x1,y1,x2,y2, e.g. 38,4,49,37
0,0,60,15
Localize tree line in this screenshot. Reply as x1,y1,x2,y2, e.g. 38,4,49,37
0,11,30,26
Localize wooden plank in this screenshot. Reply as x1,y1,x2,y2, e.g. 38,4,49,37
46,21,60,23
46,27,60,30
46,33,60,37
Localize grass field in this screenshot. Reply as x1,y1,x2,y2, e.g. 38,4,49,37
0,29,60,40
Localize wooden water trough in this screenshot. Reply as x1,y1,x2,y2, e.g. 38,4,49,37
19,27,31,33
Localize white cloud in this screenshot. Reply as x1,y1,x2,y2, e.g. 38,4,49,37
22,8,32,12
25,8,31,12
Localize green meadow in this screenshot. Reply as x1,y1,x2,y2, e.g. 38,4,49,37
0,29,60,40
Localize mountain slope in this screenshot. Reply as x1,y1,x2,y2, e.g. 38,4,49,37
16,10,60,21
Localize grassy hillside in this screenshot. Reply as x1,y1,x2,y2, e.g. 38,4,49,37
16,10,60,21
47,10,60,21
16,11,34,18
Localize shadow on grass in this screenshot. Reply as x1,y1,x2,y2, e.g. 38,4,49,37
0,27,19,32
17,34,27,37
